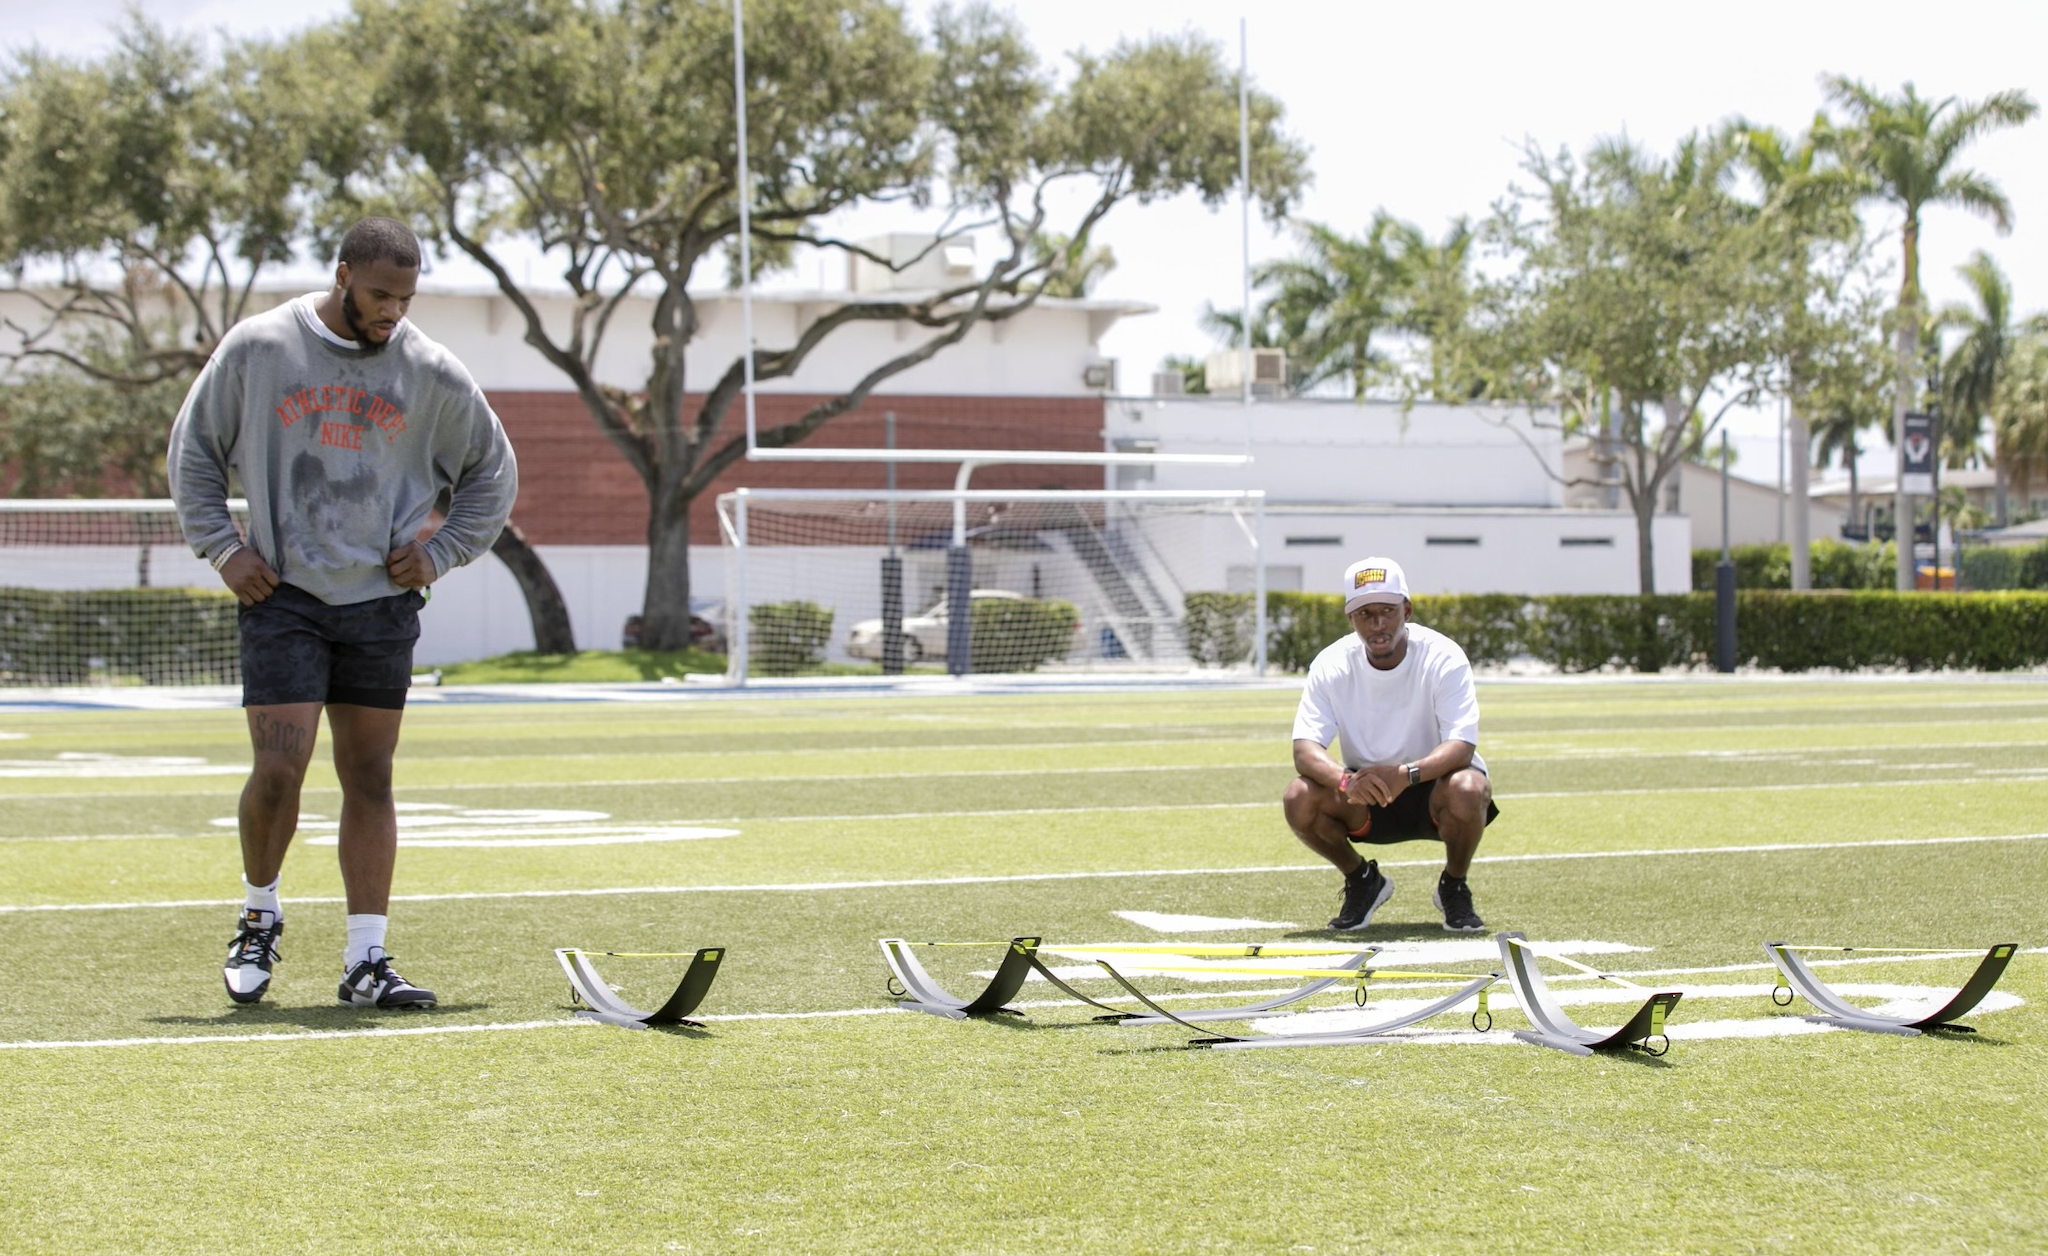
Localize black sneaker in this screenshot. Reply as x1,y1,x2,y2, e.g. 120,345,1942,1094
1432,874,1485,933
224,909,284,1005
1329,860,1395,931
337,950,437,1010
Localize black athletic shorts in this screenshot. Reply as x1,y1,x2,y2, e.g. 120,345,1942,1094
238,583,423,710
1346,775,1501,846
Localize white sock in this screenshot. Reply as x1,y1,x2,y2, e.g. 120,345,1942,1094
344,915,388,969
242,876,281,919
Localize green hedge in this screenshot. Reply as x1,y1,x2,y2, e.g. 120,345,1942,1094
1690,540,1899,590
970,596,1080,672
0,587,241,686
748,600,833,675
1183,587,2048,673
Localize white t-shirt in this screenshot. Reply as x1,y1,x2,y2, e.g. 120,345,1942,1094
1291,623,1486,774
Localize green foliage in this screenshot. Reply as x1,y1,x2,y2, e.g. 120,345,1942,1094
0,367,183,497
968,596,1078,672
433,647,727,684
0,587,238,685
748,600,834,676
2022,542,2048,589
1257,587,2048,674
1690,541,1898,590
1182,591,1254,666
1960,546,2023,591
341,0,1308,649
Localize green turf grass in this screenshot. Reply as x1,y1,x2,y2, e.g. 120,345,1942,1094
1,678,2043,1253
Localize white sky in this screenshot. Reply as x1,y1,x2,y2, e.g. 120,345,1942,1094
10,0,2048,480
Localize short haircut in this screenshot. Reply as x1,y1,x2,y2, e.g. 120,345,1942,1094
338,217,422,271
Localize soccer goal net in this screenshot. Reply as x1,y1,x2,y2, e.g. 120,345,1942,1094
715,488,1267,681
0,499,247,686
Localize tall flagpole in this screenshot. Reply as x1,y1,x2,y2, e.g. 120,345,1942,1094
1238,18,1252,409
732,0,759,448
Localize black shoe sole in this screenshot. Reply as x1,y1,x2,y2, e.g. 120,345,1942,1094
1432,887,1485,933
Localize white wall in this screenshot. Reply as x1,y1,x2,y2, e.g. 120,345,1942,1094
1104,397,1565,507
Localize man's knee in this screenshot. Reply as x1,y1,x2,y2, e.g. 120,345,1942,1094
332,750,395,803
1282,775,1324,829
1437,769,1490,824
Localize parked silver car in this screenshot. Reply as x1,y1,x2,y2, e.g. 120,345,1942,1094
843,590,1028,662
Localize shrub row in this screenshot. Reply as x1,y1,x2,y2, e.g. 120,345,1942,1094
1184,589,2048,673
0,587,241,685
1694,538,2048,591
747,595,1081,675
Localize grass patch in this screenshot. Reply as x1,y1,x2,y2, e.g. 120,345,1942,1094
0,679,2043,1253
431,647,730,684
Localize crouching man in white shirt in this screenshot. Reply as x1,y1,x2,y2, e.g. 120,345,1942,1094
1282,557,1499,933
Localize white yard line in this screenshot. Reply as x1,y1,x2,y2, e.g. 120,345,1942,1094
5,830,2045,914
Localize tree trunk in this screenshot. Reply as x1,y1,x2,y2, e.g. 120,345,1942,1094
1893,229,1919,592
1995,457,2010,527
1634,483,1659,594
490,520,576,653
637,476,696,651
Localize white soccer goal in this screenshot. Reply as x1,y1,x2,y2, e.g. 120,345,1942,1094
0,499,248,686
715,488,1267,681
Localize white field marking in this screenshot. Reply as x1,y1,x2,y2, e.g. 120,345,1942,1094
14,771,2047,847
0,731,25,741
1114,911,1300,933
1029,938,1642,983
210,803,746,850
7,830,2048,916
0,753,244,779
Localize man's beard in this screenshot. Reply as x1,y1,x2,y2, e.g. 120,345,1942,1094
341,288,396,355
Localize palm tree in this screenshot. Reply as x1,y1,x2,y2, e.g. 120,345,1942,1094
1820,77,2038,588
1995,333,2048,518
1734,116,1865,587
1940,251,2025,523
1386,216,1477,400
1253,213,1412,398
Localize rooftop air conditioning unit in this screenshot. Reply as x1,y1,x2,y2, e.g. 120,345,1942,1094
1205,347,1288,395
1151,370,1186,397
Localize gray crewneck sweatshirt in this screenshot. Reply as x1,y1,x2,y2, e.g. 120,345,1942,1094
169,295,518,605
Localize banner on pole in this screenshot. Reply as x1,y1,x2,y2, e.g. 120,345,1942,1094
1902,412,1936,495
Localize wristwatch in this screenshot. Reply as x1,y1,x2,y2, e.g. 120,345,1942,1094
1404,763,1421,786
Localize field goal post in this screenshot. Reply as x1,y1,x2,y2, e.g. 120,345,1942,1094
716,487,1267,683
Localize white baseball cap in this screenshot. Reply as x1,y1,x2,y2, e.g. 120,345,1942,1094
1342,557,1409,613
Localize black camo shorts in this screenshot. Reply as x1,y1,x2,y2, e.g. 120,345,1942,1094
237,583,424,709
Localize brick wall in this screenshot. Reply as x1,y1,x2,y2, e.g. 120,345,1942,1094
489,391,1108,545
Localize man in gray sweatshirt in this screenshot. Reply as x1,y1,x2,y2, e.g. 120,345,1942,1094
169,216,518,1012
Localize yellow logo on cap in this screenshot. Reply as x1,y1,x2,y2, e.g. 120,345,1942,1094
1354,568,1387,588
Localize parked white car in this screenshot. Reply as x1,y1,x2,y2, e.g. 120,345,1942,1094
843,590,1029,662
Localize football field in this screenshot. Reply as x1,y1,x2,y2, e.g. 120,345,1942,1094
2,676,2044,1254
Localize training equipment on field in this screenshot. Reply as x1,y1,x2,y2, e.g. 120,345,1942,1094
1762,941,2018,1036
718,488,1267,681
556,947,725,1030
0,498,250,687
879,937,1053,1019
1497,932,1682,1057
1091,958,1502,1049
1065,943,1386,1025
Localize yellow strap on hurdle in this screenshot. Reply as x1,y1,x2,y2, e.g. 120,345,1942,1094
1112,963,1497,982
1052,943,1374,958
1778,945,1981,954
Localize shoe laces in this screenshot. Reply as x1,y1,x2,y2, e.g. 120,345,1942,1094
229,921,280,965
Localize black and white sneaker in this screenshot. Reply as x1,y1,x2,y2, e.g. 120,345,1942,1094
1329,860,1395,931
224,909,284,1005
1432,874,1485,933
337,949,437,1010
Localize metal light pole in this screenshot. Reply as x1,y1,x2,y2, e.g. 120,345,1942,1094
1715,430,1737,674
